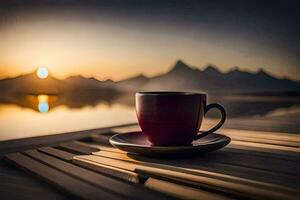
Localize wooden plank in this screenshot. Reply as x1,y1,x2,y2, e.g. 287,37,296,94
74,141,105,150
0,159,67,200
94,146,300,176
198,150,300,176
224,146,300,162
79,138,300,167
190,160,300,188
88,132,116,144
75,127,300,155
58,142,98,154
229,136,300,147
96,145,131,153
80,141,300,185
221,129,300,143
93,150,300,188
79,142,300,184
24,150,169,200
38,146,140,183
81,139,300,162
145,177,233,200
75,155,137,171
230,140,300,153
4,153,122,200
73,157,233,200
73,157,141,183
75,155,299,200
39,147,75,161
0,123,136,156
137,163,299,200
79,130,300,159
228,143,300,160
93,151,300,189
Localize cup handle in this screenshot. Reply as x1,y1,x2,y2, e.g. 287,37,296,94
195,103,226,140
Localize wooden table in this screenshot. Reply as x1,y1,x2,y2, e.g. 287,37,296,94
1,124,299,200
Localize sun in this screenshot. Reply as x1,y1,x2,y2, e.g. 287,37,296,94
36,67,49,79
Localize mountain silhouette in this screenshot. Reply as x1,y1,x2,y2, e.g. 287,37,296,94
0,60,299,95
0,71,120,97
117,74,149,91
117,60,300,93
0,73,61,95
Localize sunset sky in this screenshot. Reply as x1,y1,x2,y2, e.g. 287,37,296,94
0,0,299,81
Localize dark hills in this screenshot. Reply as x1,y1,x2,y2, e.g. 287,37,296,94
1,60,299,95
0,72,119,98
116,60,300,93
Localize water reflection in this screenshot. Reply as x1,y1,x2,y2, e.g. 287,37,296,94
0,103,136,141
38,102,49,113
37,95,49,113
0,93,299,117
37,95,49,102
0,93,299,141
22,94,58,113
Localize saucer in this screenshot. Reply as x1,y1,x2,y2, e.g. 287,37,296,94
109,131,230,156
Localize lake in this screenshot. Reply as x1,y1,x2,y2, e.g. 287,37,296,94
0,94,299,141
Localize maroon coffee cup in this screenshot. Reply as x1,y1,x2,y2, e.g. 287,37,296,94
136,91,226,146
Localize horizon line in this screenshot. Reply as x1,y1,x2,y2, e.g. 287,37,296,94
0,60,298,82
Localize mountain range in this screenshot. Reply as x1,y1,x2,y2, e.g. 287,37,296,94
117,60,300,93
1,60,300,95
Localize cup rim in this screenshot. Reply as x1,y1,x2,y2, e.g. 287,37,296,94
136,91,207,96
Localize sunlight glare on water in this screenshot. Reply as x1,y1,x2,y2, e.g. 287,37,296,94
0,103,136,141
38,102,49,113
38,95,49,113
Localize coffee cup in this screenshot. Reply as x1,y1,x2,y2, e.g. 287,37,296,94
136,91,226,146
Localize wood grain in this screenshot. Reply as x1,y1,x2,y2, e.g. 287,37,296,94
38,145,140,183
75,154,299,200
58,142,98,154
227,135,300,147
92,145,300,176
38,147,75,161
3,124,300,200
145,177,233,200
223,146,300,162
92,149,300,188
24,150,169,200
0,123,136,156
92,150,300,190
5,153,122,200
229,140,300,153
221,129,300,143
73,158,141,183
